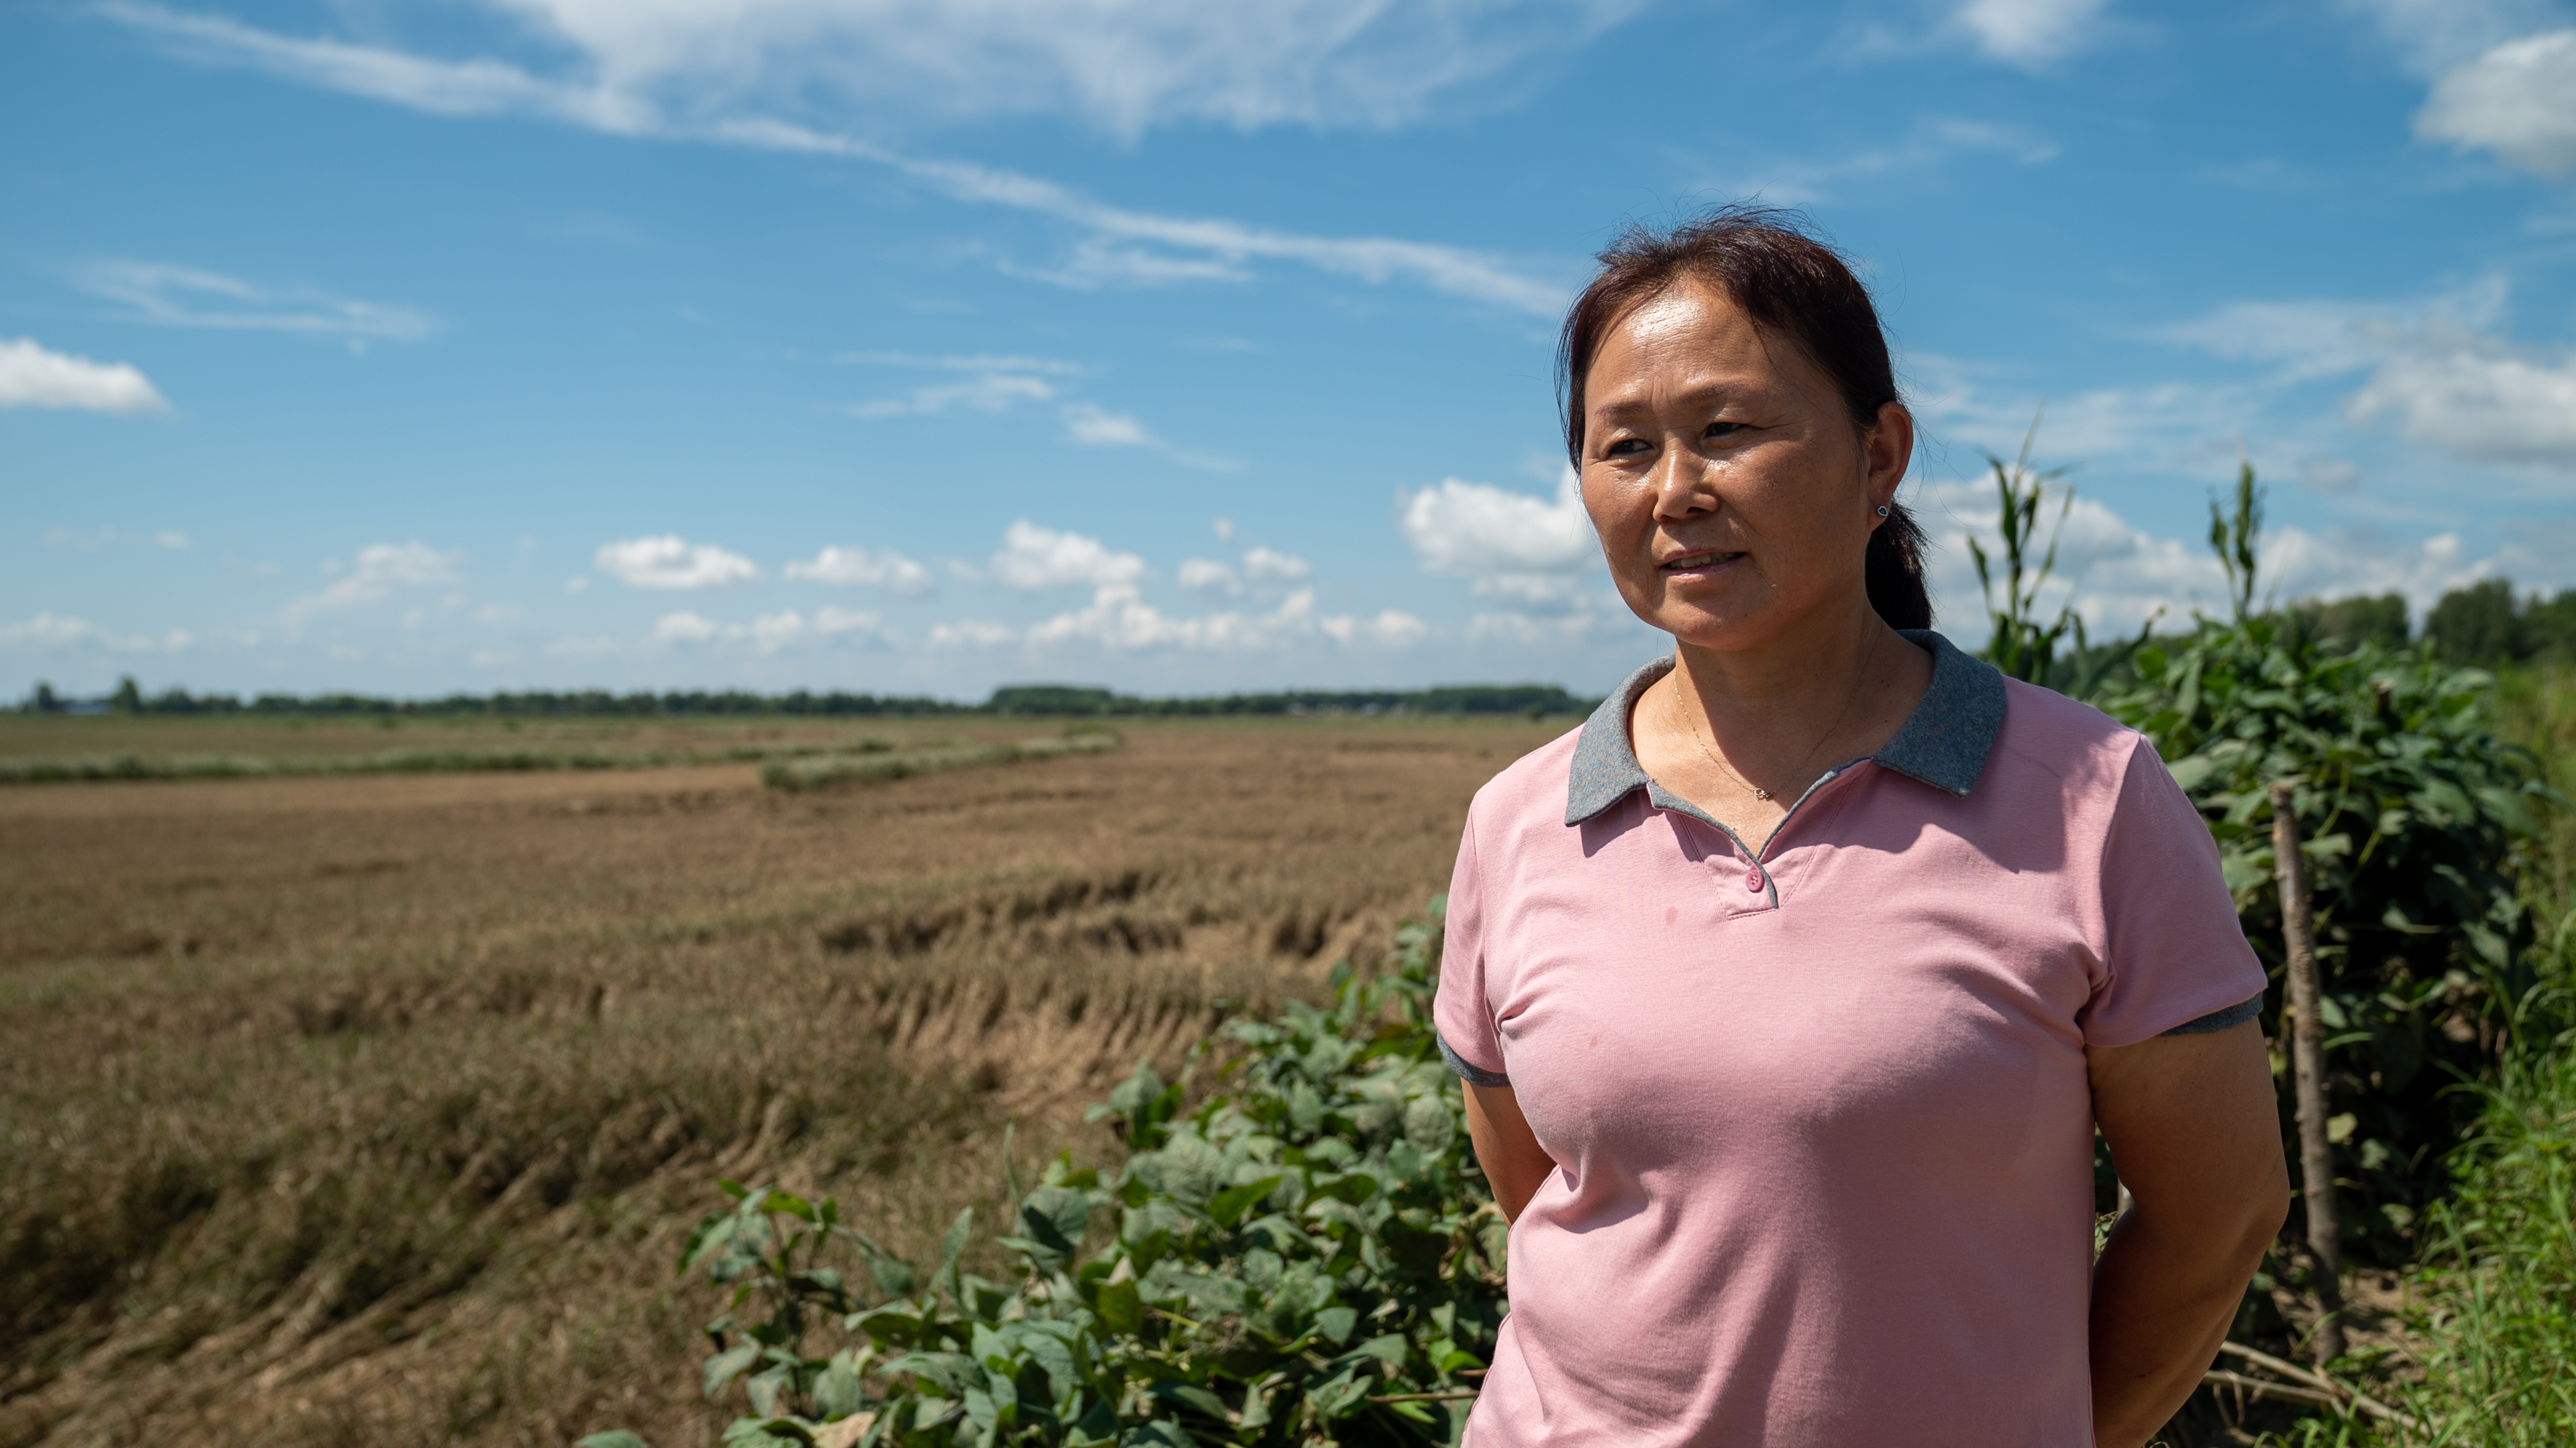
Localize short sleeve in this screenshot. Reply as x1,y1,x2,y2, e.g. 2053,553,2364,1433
2078,736,2270,1048
1434,803,1510,1086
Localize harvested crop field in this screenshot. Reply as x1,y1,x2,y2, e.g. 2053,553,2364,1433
0,714,1563,1447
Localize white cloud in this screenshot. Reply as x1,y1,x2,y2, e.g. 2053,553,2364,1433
1243,545,1313,583
934,574,1405,655
1916,478,2524,640
0,612,165,653
2418,29,2576,176
1400,469,1601,599
654,610,723,642
2345,0,2566,76
1062,403,1157,447
77,260,436,344
1181,546,1312,595
284,542,461,622
927,619,1022,647
0,337,169,413
2153,282,2576,475
1022,583,1323,651
655,608,873,651
477,602,523,622
1319,609,1427,645
2346,338,2576,467
1179,558,1241,594
96,4,1571,316
155,530,190,548
595,535,760,589
784,545,935,595
1950,0,2107,64
988,521,1147,590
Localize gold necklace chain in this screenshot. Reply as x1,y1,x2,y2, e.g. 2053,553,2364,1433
1663,660,1869,805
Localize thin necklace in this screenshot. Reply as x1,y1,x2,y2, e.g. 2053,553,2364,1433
1664,658,1870,804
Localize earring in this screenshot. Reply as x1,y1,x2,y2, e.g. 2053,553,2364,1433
1875,504,1891,517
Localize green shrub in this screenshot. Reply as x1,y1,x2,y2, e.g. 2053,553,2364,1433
2099,620,2559,1262
610,903,1502,1447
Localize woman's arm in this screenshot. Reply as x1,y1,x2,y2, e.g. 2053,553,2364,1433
2087,1020,2291,1448
1462,1081,1556,1224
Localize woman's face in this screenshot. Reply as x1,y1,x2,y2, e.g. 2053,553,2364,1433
1578,281,1910,653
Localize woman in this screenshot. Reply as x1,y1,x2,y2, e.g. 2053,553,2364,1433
1434,208,2289,1448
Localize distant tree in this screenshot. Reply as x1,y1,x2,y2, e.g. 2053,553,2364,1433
28,682,63,714
2286,592,2410,653
107,676,143,714
2525,589,2576,664
2425,580,2525,666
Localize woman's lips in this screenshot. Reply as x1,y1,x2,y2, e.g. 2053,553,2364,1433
1659,550,1745,576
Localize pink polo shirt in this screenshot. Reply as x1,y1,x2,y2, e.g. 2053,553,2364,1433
1435,633,2266,1447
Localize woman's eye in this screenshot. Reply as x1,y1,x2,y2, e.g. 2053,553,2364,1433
1702,421,1742,441
1603,438,1649,459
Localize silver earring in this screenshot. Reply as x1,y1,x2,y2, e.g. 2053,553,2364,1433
1875,504,1891,517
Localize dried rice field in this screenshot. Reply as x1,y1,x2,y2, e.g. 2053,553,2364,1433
0,713,1561,1447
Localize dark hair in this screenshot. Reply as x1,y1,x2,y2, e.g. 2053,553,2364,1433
1555,204,1931,631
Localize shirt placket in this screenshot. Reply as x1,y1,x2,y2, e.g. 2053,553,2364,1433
1653,759,1872,912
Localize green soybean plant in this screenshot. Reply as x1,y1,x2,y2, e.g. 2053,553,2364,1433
2100,618,2558,1263
612,903,1506,1447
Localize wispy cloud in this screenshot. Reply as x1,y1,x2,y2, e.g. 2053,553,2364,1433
2153,278,2576,475
283,542,461,623
655,607,878,652
1061,403,1156,448
94,4,1571,317
2343,0,2567,77
1709,114,2059,205
104,0,1637,141
1949,0,2109,66
0,337,169,413
78,259,437,344
0,612,183,653
841,355,1230,464
854,373,1058,418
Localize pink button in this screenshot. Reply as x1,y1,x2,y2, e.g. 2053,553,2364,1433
1743,870,1765,893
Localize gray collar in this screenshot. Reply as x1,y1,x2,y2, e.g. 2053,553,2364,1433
1564,629,2006,827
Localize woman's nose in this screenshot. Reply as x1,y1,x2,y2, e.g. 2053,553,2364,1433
1650,445,1714,518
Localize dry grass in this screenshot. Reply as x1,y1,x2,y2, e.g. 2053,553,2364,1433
0,714,1561,1447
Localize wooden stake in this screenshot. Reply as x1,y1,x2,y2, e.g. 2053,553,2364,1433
2271,780,2345,1364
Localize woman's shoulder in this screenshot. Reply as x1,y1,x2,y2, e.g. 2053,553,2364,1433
1992,675,2159,786
1466,726,1589,829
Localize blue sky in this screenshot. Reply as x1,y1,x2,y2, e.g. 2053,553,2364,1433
6,0,2574,700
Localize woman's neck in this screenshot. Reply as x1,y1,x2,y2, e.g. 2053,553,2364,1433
1669,601,1916,740
1634,603,1935,836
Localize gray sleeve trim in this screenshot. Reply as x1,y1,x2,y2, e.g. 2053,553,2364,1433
1437,1030,1510,1088
2161,994,2265,1037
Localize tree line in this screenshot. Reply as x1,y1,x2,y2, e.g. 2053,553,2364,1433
15,679,1598,720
